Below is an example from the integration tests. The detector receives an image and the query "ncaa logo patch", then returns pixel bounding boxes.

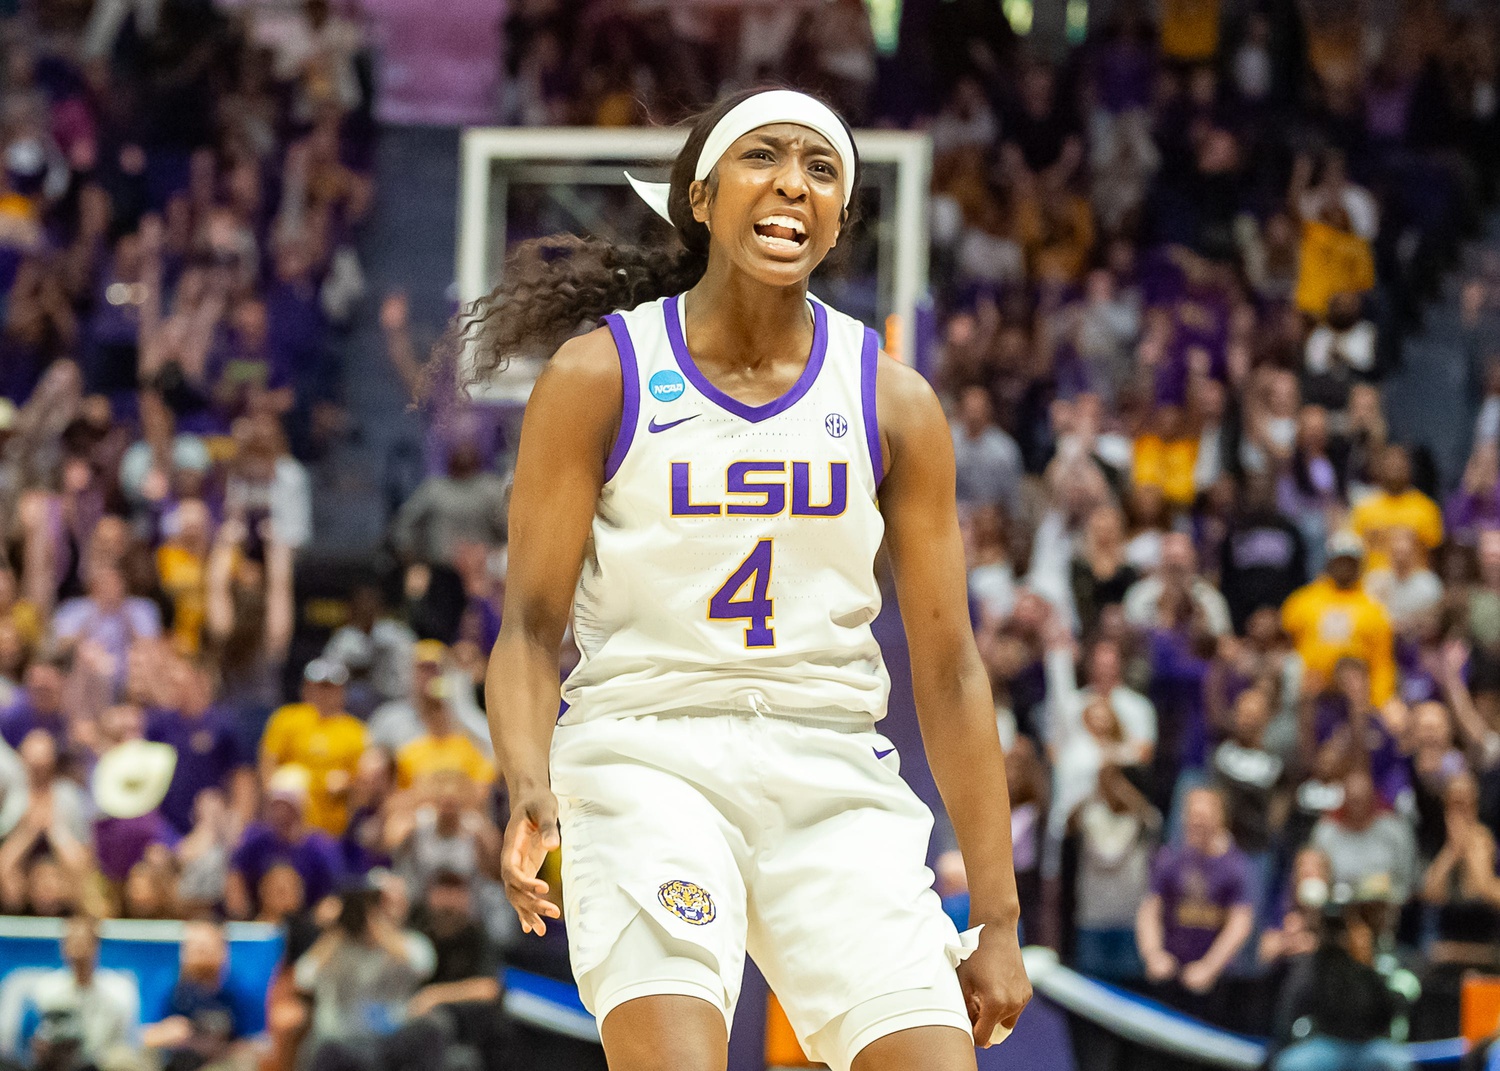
[825,413,848,438]
[649,370,686,403]
[658,879,716,925]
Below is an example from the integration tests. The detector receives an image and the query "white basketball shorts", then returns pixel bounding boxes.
[550,711,981,1071]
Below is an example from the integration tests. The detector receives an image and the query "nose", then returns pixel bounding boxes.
[774,157,809,202]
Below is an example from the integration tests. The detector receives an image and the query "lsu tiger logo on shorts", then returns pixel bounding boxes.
[657,879,716,925]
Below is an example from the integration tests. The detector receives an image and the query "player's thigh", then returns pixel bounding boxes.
[599,993,729,1071]
[745,728,972,1064]
[552,719,751,1022]
[850,1025,978,1071]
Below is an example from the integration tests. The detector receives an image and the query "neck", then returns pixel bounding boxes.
[685,261,812,369]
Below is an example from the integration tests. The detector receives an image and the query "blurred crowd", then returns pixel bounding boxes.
[1,1,1500,1071]
[0,3,516,1071]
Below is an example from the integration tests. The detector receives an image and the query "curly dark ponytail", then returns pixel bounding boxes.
[454,86,860,395]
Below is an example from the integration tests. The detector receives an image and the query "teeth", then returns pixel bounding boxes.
[756,233,801,250]
[755,214,806,235]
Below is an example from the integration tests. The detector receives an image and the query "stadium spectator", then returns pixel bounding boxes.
[1446,443,1500,547]
[1209,684,1289,857]
[0,762,91,917]
[406,869,503,1021]
[366,642,478,753]
[1271,904,1412,1071]
[1123,532,1233,637]
[20,917,137,1063]
[393,679,495,792]
[321,583,417,718]
[966,505,1019,627]
[951,385,1024,520]
[1135,787,1254,1021]
[1363,527,1444,637]
[1350,445,1444,571]
[260,661,366,836]
[1069,764,1159,981]
[1043,622,1158,849]
[0,659,68,750]
[1259,847,1333,968]
[1218,477,1308,633]
[147,658,255,836]
[1070,505,1139,637]
[204,513,295,744]
[141,921,244,1071]
[293,880,437,1071]
[1414,772,1500,1039]
[389,442,509,569]
[1281,534,1397,703]
[384,769,501,904]
[1311,768,1418,904]
[226,766,344,920]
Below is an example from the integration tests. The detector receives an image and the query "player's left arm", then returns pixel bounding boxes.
[876,355,1032,1042]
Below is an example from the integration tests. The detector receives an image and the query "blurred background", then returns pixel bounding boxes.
[0,0,1498,1070]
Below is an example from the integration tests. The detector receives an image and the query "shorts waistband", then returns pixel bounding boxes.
[648,704,876,734]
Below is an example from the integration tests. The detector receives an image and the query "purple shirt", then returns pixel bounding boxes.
[52,597,162,673]
[95,811,179,882]
[1446,486,1500,547]
[1091,38,1155,114]
[1148,627,1211,768]
[231,822,344,907]
[0,696,68,749]
[146,707,250,834]
[1313,697,1412,806]
[1150,843,1252,965]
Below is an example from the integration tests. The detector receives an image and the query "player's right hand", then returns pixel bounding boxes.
[502,790,563,936]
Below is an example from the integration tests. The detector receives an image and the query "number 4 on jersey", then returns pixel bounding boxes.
[709,539,774,648]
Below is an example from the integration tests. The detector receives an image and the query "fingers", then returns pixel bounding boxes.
[971,1001,1002,1048]
[502,796,563,936]
[505,879,561,935]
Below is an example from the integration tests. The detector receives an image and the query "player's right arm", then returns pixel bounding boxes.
[486,326,621,936]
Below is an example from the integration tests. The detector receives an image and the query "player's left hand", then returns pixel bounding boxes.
[957,923,1031,1047]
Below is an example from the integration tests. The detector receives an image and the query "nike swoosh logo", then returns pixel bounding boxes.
[648,415,699,434]
[874,747,896,759]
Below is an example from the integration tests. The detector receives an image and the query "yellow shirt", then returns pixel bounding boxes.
[260,704,367,834]
[1160,0,1221,60]
[6,601,43,652]
[156,544,207,655]
[1280,577,1395,703]
[396,733,495,790]
[1349,490,1443,571]
[1295,219,1375,317]
[1133,435,1201,507]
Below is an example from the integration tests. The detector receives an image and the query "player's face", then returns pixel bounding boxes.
[692,123,845,287]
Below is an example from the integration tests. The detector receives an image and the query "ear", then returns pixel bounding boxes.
[689,179,712,228]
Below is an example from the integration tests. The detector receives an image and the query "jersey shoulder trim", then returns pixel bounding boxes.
[859,326,884,485]
[600,313,640,481]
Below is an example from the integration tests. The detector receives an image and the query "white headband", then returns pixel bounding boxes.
[625,90,857,225]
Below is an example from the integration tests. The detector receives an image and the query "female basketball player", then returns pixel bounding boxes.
[477,88,1031,1071]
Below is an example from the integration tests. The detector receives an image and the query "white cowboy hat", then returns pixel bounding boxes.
[92,741,177,820]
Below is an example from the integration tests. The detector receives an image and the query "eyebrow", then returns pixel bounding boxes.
[742,131,840,163]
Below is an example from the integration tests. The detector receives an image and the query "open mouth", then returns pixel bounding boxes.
[752,214,807,252]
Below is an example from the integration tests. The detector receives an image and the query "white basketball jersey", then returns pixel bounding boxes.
[561,292,890,726]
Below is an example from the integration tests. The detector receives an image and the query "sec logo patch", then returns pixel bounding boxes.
[658,879,716,925]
